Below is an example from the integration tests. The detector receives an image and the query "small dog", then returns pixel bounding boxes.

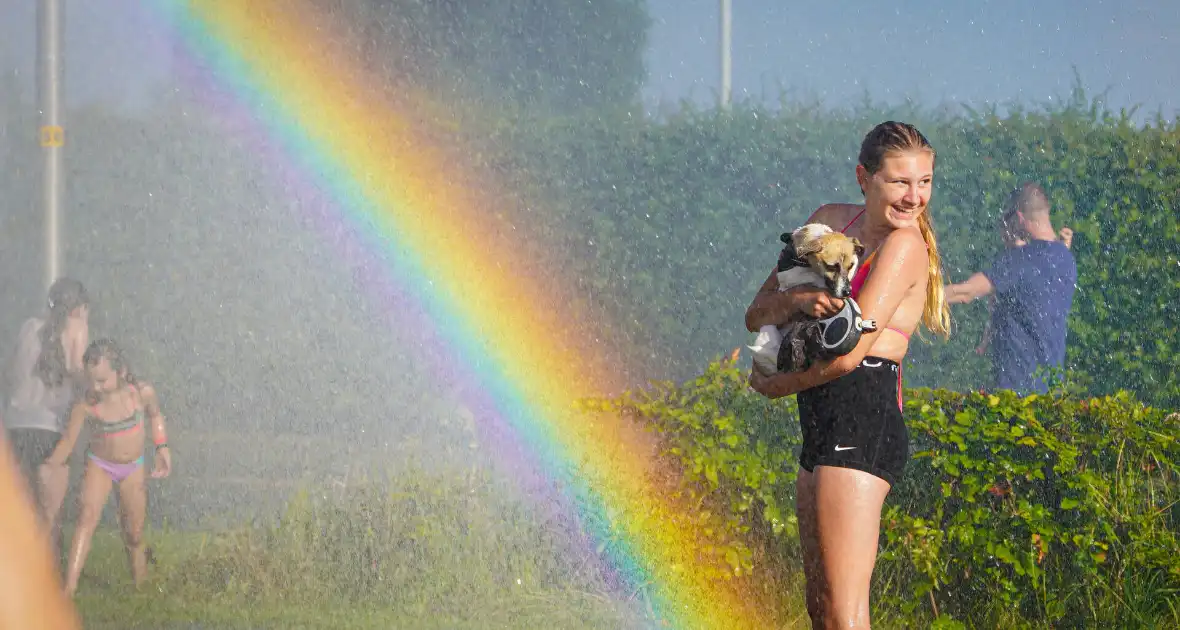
[749,224,877,375]
[773,223,864,298]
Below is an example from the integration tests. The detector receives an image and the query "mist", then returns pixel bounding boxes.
[1,1,1178,628]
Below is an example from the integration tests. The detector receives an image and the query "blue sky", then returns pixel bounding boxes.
[642,0,1180,117]
[2,0,1178,118]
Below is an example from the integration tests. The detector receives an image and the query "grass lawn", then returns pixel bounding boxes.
[70,482,648,630]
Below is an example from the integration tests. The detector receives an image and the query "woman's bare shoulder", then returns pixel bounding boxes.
[806,203,864,230]
[882,226,927,250]
[879,226,930,277]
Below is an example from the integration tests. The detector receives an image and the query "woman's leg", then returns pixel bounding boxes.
[63,459,113,596]
[114,464,148,586]
[795,468,825,629]
[813,465,891,628]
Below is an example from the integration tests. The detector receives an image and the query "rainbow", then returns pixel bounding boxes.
[157,1,778,627]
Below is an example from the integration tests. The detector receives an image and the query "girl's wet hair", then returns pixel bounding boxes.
[35,278,89,388]
[857,121,937,175]
[83,339,137,402]
[858,121,951,338]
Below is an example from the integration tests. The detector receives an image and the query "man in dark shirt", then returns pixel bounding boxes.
[945,182,1078,394]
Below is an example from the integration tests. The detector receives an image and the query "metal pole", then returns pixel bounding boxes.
[37,0,64,291]
[719,0,732,110]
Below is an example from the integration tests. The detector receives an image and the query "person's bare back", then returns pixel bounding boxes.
[62,315,89,380]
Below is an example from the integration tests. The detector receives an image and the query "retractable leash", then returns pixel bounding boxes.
[775,231,877,356]
[816,297,877,357]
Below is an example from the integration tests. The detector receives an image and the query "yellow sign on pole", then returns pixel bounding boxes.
[40,125,64,147]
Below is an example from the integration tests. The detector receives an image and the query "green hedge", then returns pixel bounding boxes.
[580,358,1180,627]
[480,86,1180,408]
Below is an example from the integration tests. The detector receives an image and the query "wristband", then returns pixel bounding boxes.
[155,442,169,451]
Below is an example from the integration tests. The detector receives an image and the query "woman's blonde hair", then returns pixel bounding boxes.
[857,121,951,338]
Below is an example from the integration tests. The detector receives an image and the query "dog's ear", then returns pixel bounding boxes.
[793,234,823,256]
[850,237,866,258]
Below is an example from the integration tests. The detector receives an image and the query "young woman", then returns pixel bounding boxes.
[44,339,172,596]
[3,278,90,536]
[745,121,951,628]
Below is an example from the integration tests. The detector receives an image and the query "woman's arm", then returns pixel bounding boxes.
[44,402,86,466]
[745,273,846,331]
[749,228,928,399]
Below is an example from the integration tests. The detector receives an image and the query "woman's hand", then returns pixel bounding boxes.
[151,447,172,479]
[788,287,845,318]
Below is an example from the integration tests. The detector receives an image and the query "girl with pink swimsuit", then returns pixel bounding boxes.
[44,339,172,596]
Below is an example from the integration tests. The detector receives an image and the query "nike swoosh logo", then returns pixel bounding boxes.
[834,445,856,451]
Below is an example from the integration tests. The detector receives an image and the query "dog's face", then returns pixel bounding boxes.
[793,230,865,298]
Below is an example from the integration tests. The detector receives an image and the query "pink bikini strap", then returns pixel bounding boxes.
[886,326,911,341]
[840,209,866,233]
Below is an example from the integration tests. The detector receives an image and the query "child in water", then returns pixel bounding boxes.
[44,339,172,596]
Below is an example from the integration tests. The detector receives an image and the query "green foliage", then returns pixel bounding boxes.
[581,356,1180,627]
[482,85,1180,408]
[883,387,1180,627]
[577,356,800,581]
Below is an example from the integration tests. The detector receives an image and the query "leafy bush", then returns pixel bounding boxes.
[580,355,1180,628]
[884,386,1180,627]
[577,355,800,577]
